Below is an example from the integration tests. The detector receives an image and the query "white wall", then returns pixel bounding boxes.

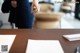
[0,13,9,23]
[0,0,9,23]
[0,0,3,12]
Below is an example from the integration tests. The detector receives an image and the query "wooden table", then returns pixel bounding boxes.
[0,29,80,53]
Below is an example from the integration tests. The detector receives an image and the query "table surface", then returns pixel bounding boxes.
[0,29,80,53]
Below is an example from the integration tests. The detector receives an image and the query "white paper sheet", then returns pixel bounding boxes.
[26,39,64,53]
[0,35,16,53]
[63,34,80,41]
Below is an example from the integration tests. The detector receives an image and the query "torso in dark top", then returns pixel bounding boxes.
[15,0,34,28]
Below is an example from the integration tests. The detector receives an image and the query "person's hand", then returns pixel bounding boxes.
[11,1,17,8]
[31,1,39,14]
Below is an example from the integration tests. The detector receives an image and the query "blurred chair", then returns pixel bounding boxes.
[61,2,73,13]
[39,1,54,12]
[34,2,64,29]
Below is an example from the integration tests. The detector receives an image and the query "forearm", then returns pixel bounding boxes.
[32,0,39,13]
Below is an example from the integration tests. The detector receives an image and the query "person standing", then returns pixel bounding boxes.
[1,0,39,29]
[1,0,17,29]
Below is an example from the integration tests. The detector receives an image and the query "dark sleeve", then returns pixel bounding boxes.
[1,0,11,13]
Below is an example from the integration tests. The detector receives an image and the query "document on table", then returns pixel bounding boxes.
[26,39,64,53]
[63,34,80,41]
[0,35,16,53]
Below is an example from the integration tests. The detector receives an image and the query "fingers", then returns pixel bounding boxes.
[32,7,38,13]
[31,2,39,14]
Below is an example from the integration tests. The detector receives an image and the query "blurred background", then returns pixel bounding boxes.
[0,0,80,29]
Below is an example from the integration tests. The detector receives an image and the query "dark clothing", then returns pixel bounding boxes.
[9,8,17,23]
[75,0,80,19]
[2,0,34,28]
[1,0,17,23]
[16,0,34,28]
